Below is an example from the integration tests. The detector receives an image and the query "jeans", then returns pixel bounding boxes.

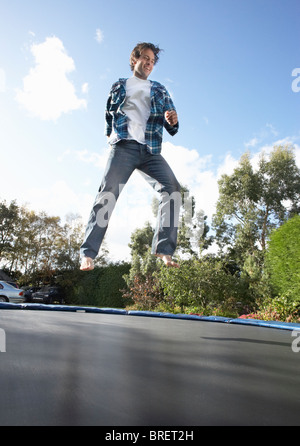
[80,140,181,259]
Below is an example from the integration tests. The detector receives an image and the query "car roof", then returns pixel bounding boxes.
[0,281,14,287]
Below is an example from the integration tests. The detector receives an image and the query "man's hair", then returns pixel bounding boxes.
[130,42,162,71]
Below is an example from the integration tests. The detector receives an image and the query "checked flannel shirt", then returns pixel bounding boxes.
[105,78,179,155]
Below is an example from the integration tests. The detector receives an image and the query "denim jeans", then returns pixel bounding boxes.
[80,140,181,259]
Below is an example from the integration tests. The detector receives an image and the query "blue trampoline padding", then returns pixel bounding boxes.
[229,317,300,331]
[1,302,300,331]
[0,302,127,315]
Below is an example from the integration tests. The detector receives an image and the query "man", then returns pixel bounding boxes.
[80,42,181,271]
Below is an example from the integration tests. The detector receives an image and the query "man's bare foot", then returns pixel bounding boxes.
[80,257,94,271]
[155,254,180,268]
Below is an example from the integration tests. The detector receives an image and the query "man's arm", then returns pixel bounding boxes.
[163,89,179,136]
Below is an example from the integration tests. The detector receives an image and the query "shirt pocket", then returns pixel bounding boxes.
[152,90,165,114]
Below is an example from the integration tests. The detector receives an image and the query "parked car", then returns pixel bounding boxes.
[24,287,41,303]
[28,285,65,305]
[0,281,25,303]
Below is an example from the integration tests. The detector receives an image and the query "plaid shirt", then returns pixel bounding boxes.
[105,78,179,155]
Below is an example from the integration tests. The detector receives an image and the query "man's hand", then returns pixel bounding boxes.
[165,110,178,127]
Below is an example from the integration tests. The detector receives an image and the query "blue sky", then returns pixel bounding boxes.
[0,0,299,261]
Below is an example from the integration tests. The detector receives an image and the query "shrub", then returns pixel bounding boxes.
[157,257,249,314]
[265,215,300,302]
[122,274,165,311]
[72,263,130,308]
[240,295,300,323]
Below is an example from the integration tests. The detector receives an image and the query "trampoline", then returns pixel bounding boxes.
[1,303,300,427]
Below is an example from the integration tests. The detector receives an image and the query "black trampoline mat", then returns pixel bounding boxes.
[0,310,299,426]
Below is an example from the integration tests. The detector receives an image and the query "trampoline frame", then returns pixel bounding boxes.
[1,301,300,427]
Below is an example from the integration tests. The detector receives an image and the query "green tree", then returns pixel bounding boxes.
[0,199,89,285]
[265,215,300,302]
[213,145,300,267]
[124,221,156,286]
[176,186,213,257]
[55,213,87,270]
[0,199,20,263]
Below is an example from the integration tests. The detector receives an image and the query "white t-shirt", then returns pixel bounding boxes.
[122,76,151,144]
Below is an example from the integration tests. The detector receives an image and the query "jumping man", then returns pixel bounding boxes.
[80,42,181,270]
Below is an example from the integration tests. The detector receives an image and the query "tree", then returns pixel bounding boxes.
[176,186,213,258]
[265,215,300,302]
[0,199,20,262]
[0,199,89,284]
[56,213,86,270]
[124,221,156,286]
[213,145,300,267]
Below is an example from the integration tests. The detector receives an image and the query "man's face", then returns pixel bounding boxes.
[133,48,155,80]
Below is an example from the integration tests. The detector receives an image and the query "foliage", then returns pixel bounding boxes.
[71,263,131,308]
[122,274,164,311]
[212,145,300,312]
[265,215,300,302]
[124,222,157,286]
[0,199,19,260]
[213,145,300,264]
[157,257,252,314]
[240,295,300,323]
[0,199,94,285]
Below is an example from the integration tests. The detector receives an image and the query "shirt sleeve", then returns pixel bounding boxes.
[105,89,113,137]
[163,89,179,136]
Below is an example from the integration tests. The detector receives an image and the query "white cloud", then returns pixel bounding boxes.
[0,68,6,92]
[162,142,218,218]
[76,148,109,169]
[82,82,89,94]
[244,137,259,148]
[266,123,279,137]
[15,36,87,121]
[163,141,212,184]
[216,153,239,177]
[294,143,300,166]
[95,28,104,44]
[57,149,71,163]
[244,123,280,149]
[24,180,94,223]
